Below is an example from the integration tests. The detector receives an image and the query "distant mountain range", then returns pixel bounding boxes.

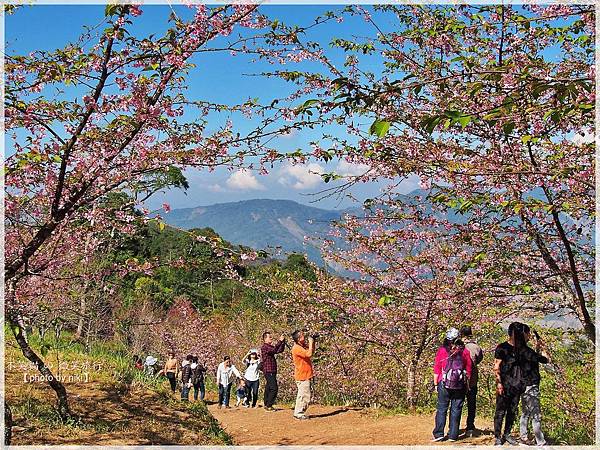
[162,189,475,268]
[163,194,584,330]
[163,198,360,265]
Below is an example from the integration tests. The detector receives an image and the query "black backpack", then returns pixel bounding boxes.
[503,349,525,396]
[191,365,204,384]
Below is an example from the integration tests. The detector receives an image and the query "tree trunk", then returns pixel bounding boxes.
[10,318,73,422]
[4,402,12,445]
[406,360,418,409]
[75,293,86,339]
[525,144,595,343]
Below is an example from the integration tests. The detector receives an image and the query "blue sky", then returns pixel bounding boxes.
[5,4,418,210]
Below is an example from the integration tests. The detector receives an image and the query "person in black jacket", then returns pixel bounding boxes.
[493,322,527,446]
[519,324,550,446]
[190,355,207,401]
[180,354,193,401]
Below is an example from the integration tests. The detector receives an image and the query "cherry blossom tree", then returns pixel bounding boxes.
[4,3,283,419]
[270,4,595,341]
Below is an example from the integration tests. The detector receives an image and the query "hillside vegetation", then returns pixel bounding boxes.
[5,328,231,445]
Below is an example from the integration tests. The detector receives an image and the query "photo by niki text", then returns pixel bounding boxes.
[6,358,104,383]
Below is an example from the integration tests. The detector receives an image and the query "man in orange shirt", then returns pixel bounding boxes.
[291,329,315,420]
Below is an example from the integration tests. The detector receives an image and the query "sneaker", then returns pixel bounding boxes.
[535,442,547,447]
[294,414,309,420]
[431,436,446,442]
[264,406,275,411]
[494,438,504,446]
[520,437,533,446]
[504,435,519,446]
[448,438,457,442]
[466,429,476,438]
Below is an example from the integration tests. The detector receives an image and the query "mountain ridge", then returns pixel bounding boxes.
[163,198,354,265]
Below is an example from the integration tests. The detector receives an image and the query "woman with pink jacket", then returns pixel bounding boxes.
[432,328,472,442]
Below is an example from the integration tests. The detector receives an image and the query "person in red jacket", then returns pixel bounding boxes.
[432,328,472,442]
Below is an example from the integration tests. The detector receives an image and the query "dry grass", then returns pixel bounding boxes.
[5,333,231,445]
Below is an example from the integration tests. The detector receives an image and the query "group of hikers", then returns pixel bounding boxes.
[134,329,317,420]
[433,323,550,446]
[134,323,549,444]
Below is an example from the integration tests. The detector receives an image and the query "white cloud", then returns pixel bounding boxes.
[225,169,266,191]
[336,160,371,177]
[207,183,226,192]
[573,130,594,145]
[278,162,324,190]
[279,128,298,139]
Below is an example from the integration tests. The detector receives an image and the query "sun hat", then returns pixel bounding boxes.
[145,355,157,366]
[445,328,459,341]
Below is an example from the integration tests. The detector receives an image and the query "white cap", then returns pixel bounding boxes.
[445,328,459,341]
[145,355,157,366]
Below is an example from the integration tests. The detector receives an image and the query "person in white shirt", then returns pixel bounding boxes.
[243,349,261,407]
[216,356,241,408]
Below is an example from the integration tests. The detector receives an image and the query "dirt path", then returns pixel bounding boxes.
[208,402,496,445]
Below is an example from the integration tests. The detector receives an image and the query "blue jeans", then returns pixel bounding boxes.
[181,383,190,401]
[433,383,465,440]
[218,383,232,406]
[193,382,205,401]
[245,379,259,407]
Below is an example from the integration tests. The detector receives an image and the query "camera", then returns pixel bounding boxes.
[301,329,319,340]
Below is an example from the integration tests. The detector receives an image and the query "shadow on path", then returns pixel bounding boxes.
[309,407,359,419]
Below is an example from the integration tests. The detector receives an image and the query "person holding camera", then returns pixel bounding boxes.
[519,324,550,446]
[261,331,286,411]
[291,329,315,420]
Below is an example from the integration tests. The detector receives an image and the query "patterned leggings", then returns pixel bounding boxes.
[520,385,546,445]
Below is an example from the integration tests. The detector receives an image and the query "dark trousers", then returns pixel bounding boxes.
[466,384,478,430]
[264,373,278,407]
[193,382,205,401]
[218,383,232,406]
[433,383,465,440]
[166,371,176,393]
[494,392,521,438]
[245,379,259,407]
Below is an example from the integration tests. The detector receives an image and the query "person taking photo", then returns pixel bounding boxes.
[291,330,315,420]
[260,331,286,411]
[519,324,550,446]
